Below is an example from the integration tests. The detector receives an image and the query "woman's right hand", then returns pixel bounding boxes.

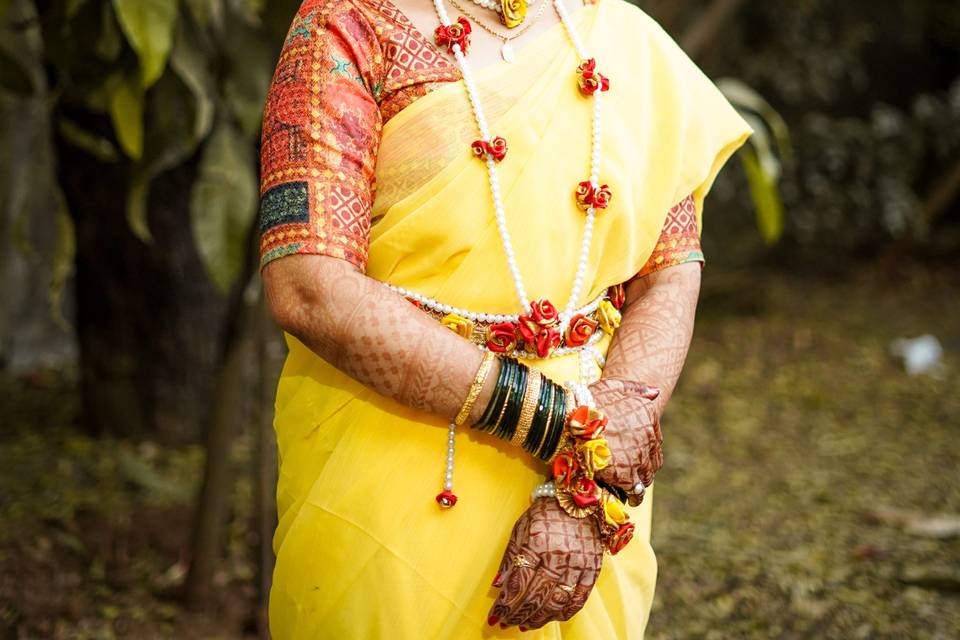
[589,377,664,506]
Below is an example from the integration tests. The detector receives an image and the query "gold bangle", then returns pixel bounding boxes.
[455,351,496,426]
[547,386,576,464]
[510,370,543,447]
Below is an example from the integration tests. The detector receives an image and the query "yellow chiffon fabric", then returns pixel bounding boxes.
[269,2,751,638]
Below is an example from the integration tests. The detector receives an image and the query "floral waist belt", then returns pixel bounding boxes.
[386,283,625,359]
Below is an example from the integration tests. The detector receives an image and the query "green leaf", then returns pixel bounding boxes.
[126,167,153,243]
[108,73,144,159]
[740,146,785,245]
[95,1,123,62]
[65,0,90,19]
[57,116,120,162]
[112,0,179,88]
[190,123,257,291]
[169,24,215,142]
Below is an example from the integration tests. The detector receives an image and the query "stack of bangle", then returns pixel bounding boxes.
[471,357,570,462]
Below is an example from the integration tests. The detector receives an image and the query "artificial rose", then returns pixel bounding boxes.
[435,490,458,508]
[597,299,622,335]
[435,17,472,54]
[500,0,527,28]
[602,493,629,527]
[592,184,612,209]
[486,322,518,353]
[576,58,610,95]
[471,136,508,162]
[488,136,508,161]
[552,451,580,490]
[578,437,612,474]
[517,299,560,347]
[608,522,635,555]
[571,477,600,508]
[608,283,625,309]
[533,327,561,358]
[567,405,608,440]
[441,313,474,339]
[565,313,598,347]
[575,180,594,210]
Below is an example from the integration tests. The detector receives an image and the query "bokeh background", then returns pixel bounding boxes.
[1,0,958,638]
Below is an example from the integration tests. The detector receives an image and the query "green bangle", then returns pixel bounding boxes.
[498,363,528,442]
[539,385,568,461]
[476,357,511,431]
[490,358,519,436]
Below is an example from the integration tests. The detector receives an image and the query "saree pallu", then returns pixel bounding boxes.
[269,2,751,638]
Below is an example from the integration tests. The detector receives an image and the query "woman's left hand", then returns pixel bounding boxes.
[589,377,664,506]
[487,497,604,630]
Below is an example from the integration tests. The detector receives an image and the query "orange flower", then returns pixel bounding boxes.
[567,405,608,440]
[608,283,625,309]
[608,522,635,555]
[571,477,600,508]
[576,58,610,95]
[532,327,561,358]
[565,314,598,347]
[552,451,580,490]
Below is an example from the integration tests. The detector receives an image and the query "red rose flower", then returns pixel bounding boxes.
[592,184,612,209]
[574,181,613,211]
[572,477,599,508]
[608,283,625,309]
[576,58,610,95]
[565,314,598,347]
[552,451,580,490]
[471,136,508,162]
[533,327,561,358]
[435,17,472,54]
[486,322,518,353]
[608,522,635,555]
[435,490,458,508]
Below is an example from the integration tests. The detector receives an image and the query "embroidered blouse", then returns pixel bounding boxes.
[258,0,704,277]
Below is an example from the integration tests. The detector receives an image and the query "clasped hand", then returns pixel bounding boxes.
[488,377,664,630]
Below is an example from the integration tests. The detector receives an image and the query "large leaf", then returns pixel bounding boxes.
[108,73,144,160]
[740,146,785,245]
[190,123,257,291]
[112,0,179,88]
[169,22,215,142]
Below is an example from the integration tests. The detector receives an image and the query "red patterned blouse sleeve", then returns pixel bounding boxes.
[634,194,705,278]
[258,2,383,272]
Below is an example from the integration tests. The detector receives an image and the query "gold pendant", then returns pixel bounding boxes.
[501,42,516,63]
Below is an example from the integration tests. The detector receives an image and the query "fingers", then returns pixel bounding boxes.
[557,554,602,622]
[518,567,584,630]
[488,545,540,627]
[501,570,560,627]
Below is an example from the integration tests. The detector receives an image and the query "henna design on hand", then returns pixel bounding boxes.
[488,498,604,630]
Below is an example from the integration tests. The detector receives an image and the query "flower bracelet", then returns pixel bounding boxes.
[550,401,635,555]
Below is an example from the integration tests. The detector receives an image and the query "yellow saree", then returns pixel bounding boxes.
[268,1,751,638]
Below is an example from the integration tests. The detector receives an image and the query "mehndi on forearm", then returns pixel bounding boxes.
[263,255,495,424]
[602,262,702,417]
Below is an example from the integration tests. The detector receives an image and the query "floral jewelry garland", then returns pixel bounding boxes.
[550,382,635,554]
[432,0,617,509]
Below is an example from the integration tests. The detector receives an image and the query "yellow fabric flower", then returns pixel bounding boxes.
[602,493,629,527]
[441,313,474,339]
[597,300,622,335]
[578,437,612,474]
[501,0,528,28]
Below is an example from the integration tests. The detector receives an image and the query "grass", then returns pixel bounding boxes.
[1,263,958,638]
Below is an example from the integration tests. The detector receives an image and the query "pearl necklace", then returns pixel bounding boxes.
[432,0,604,334]
[432,0,609,509]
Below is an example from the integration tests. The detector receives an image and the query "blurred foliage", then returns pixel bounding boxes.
[695,0,960,266]
[0,0,297,293]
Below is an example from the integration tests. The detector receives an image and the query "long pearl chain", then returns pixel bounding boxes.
[431,0,604,334]
[433,0,605,508]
